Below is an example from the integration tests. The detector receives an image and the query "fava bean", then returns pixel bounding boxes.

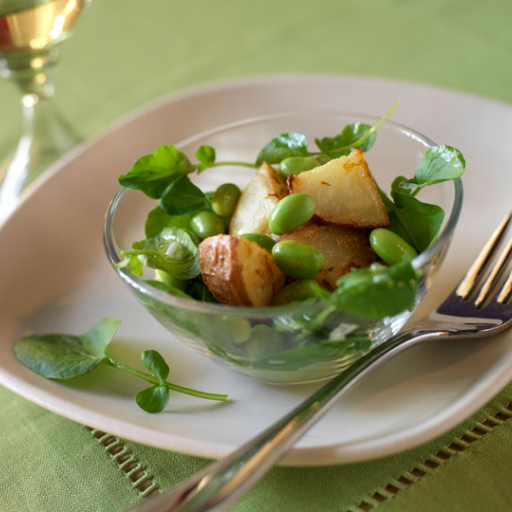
[216,315,252,344]
[212,183,241,217]
[272,240,324,279]
[240,233,276,252]
[273,279,322,305]
[154,269,188,291]
[190,210,225,239]
[278,156,321,178]
[369,228,418,265]
[269,193,315,235]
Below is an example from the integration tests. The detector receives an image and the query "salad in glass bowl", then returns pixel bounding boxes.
[103,110,464,384]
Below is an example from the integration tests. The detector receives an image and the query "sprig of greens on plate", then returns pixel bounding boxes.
[14,319,228,413]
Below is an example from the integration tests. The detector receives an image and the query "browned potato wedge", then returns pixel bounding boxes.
[229,162,288,237]
[280,224,376,290]
[198,234,285,306]
[287,149,389,228]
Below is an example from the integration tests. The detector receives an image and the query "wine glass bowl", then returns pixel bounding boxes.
[0,0,90,219]
[103,111,463,385]
[0,0,87,73]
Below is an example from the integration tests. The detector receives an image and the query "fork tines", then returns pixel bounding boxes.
[498,255,512,304]
[456,212,512,305]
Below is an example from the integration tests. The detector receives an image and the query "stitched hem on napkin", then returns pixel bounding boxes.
[348,401,512,511]
[88,427,160,497]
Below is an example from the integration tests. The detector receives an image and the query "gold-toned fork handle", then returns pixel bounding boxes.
[127,326,444,512]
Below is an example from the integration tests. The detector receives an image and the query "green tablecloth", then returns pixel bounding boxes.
[2,0,512,510]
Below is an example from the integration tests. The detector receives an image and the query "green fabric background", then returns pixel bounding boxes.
[1,0,512,511]
[2,381,512,512]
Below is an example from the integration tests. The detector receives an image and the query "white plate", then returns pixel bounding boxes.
[1,75,512,466]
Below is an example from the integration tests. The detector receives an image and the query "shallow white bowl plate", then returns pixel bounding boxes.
[1,75,511,466]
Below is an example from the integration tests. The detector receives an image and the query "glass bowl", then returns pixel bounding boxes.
[103,111,463,384]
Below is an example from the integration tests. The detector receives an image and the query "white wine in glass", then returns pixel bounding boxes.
[0,0,90,219]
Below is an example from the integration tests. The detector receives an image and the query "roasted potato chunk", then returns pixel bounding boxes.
[198,235,285,306]
[229,162,288,237]
[287,149,389,228]
[280,224,377,290]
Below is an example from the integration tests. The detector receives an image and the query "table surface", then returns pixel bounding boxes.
[1,1,512,511]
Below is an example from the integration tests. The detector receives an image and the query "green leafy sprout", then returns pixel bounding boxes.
[14,319,228,414]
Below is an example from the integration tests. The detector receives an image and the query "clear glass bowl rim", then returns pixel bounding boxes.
[103,110,464,317]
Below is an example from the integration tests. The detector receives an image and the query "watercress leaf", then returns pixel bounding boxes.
[14,318,121,379]
[136,385,169,413]
[130,226,200,279]
[389,200,444,252]
[187,277,218,303]
[141,349,169,383]
[144,207,195,238]
[314,135,350,157]
[413,145,465,186]
[195,145,216,164]
[143,279,193,299]
[128,256,144,275]
[315,123,376,157]
[387,178,445,252]
[255,132,309,165]
[159,175,210,216]
[377,184,396,211]
[343,122,377,152]
[118,146,195,199]
[330,262,419,318]
[145,206,172,238]
[398,145,466,193]
[115,254,143,276]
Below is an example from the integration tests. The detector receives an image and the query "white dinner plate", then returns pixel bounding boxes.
[1,75,512,466]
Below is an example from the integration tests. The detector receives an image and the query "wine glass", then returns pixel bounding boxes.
[0,0,90,220]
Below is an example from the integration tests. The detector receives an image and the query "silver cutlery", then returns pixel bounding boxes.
[129,212,512,512]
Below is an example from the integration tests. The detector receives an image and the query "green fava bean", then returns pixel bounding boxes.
[240,233,276,252]
[154,269,189,291]
[273,279,322,305]
[272,240,324,279]
[278,157,320,178]
[216,315,252,345]
[369,228,418,265]
[190,210,225,239]
[212,183,241,217]
[269,194,316,236]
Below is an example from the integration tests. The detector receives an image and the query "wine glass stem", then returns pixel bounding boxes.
[0,49,81,218]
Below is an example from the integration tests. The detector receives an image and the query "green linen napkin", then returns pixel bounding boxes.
[1,380,512,512]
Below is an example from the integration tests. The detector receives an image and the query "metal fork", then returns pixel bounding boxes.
[130,212,512,512]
